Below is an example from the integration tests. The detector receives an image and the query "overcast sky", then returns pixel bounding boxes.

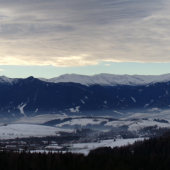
[1,0,170,77]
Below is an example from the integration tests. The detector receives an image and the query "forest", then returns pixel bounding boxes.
[1,132,170,170]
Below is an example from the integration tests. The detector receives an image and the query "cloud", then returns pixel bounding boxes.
[0,69,4,71]
[0,0,170,66]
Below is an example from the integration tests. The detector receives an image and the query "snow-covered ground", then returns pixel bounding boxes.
[128,119,170,131]
[0,124,73,139]
[13,113,170,132]
[56,118,107,127]
[31,138,146,155]
[105,119,170,131]
[71,138,145,155]
[125,110,170,120]
[105,120,133,127]
[14,114,68,124]
[53,116,170,131]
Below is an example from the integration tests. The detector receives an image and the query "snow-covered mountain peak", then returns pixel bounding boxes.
[38,73,170,86]
[2,73,170,86]
[0,76,18,85]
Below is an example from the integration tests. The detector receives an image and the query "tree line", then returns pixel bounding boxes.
[1,135,170,169]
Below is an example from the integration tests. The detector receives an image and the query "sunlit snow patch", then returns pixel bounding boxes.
[0,124,73,139]
[113,110,124,115]
[17,103,27,116]
[69,106,80,113]
[81,100,85,104]
[131,97,136,103]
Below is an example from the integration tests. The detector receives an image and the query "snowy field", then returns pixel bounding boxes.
[14,114,69,124]
[125,111,170,120]
[56,118,106,127]
[12,110,170,133]
[71,138,146,155]
[128,119,170,131]
[30,138,146,155]
[54,117,170,131]
[0,124,73,139]
[104,119,170,131]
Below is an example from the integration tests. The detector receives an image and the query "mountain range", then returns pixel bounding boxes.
[1,73,170,118]
[2,73,170,86]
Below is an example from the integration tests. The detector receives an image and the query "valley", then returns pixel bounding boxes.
[0,113,170,154]
[1,74,170,154]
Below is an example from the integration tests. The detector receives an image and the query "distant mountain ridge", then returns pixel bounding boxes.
[0,75,170,119]
[37,73,170,86]
[0,76,18,85]
[2,73,170,86]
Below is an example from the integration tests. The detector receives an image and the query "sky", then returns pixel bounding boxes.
[1,0,170,78]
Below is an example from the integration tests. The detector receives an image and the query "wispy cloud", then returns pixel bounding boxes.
[0,69,4,71]
[0,0,169,66]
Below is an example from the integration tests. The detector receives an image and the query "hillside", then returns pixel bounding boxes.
[0,75,170,118]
